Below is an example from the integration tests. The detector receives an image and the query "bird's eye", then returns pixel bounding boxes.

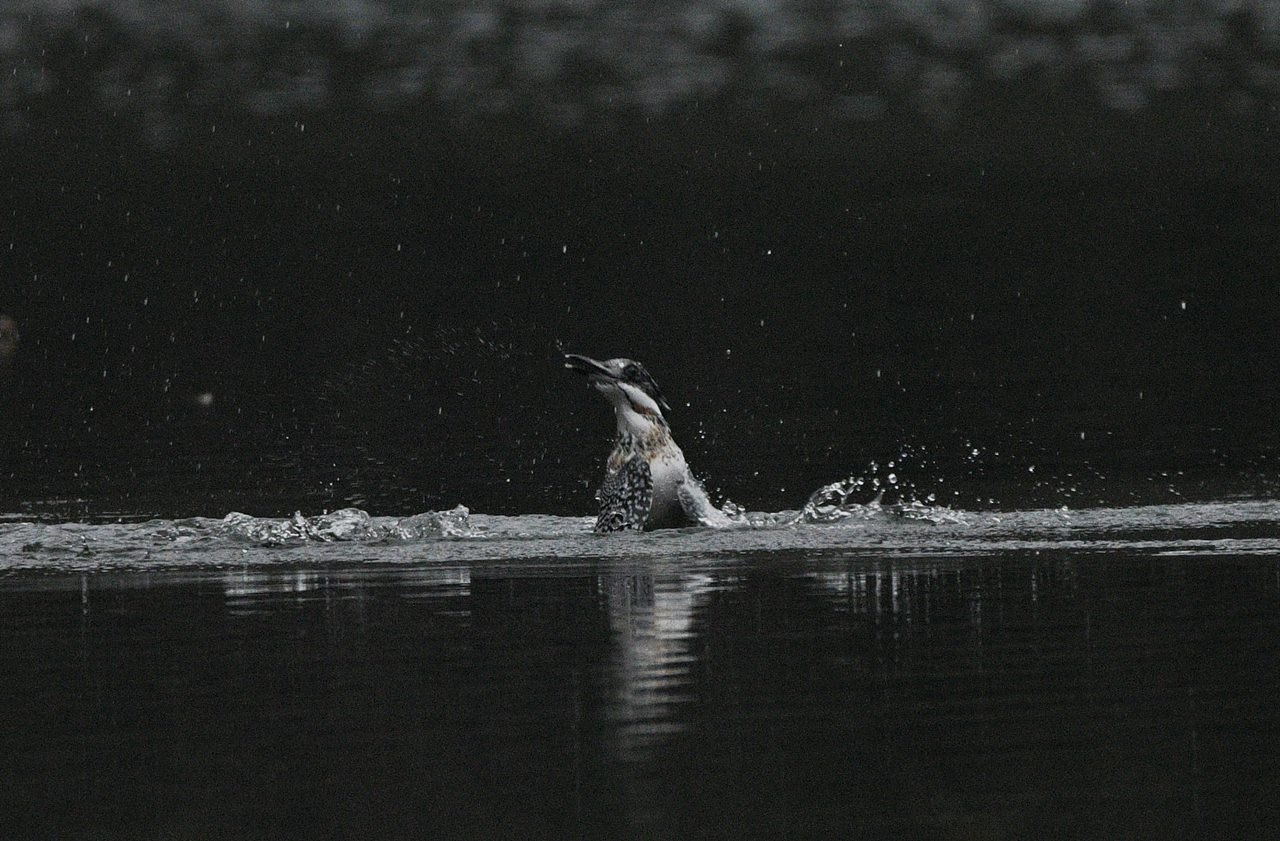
[622,364,641,381]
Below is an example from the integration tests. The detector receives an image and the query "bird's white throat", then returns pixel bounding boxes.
[597,380,668,439]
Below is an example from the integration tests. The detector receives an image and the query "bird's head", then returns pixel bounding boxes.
[564,353,672,434]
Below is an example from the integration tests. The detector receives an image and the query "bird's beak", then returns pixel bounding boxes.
[563,354,615,381]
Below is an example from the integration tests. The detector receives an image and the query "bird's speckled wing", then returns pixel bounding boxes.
[595,456,652,533]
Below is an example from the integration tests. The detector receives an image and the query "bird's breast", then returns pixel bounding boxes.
[646,446,689,527]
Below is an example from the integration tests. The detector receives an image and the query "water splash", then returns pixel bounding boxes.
[798,477,966,526]
[3,499,1280,573]
[800,478,882,523]
[222,505,474,546]
[677,476,736,529]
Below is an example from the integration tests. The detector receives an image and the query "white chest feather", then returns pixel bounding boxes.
[647,445,689,526]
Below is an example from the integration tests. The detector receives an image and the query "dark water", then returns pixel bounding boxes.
[3,502,1280,839]
[3,531,1280,838]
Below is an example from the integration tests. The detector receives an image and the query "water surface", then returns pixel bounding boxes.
[4,500,1278,839]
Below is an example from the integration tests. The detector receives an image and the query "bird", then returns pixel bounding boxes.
[564,353,714,532]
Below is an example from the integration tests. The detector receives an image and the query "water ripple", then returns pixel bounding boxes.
[3,498,1280,573]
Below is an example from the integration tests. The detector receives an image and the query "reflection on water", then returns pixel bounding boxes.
[9,546,1277,838]
[220,566,473,613]
[600,568,715,759]
[597,559,1096,770]
[807,558,1085,626]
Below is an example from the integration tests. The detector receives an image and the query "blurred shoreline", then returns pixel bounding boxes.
[2,1,1277,147]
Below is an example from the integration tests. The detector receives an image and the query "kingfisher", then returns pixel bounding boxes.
[564,353,713,532]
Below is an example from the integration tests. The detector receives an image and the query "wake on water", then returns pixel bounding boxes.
[3,474,1280,573]
[214,476,966,546]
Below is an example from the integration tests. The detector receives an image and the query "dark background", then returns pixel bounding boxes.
[1,1,1277,518]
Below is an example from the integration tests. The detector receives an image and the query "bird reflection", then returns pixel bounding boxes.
[598,563,715,761]
[594,556,1088,760]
